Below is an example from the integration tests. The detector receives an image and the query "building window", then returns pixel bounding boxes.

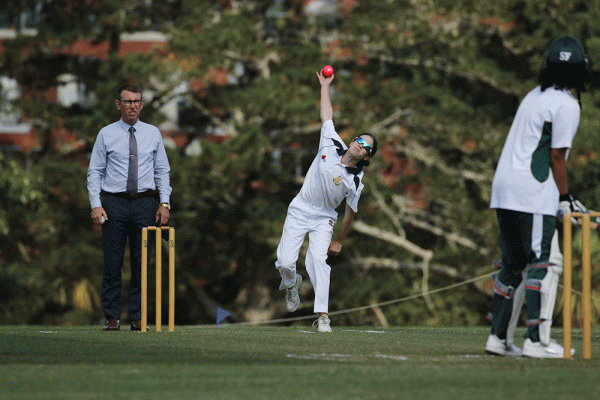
[0,76,21,124]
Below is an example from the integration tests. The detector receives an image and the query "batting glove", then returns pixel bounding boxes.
[557,193,586,224]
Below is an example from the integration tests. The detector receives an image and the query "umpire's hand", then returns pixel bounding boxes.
[156,205,170,226]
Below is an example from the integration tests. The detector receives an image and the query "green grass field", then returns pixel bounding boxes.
[1,324,599,399]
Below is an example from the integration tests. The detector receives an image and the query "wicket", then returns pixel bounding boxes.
[562,211,600,359]
[141,226,175,332]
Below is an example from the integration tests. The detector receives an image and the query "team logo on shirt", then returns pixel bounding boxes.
[333,176,342,185]
[322,155,326,162]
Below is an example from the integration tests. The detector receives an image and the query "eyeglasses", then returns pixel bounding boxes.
[354,137,372,155]
[120,99,142,106]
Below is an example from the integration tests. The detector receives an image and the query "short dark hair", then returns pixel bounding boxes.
[356,132,377,168]
[118,84,142,100]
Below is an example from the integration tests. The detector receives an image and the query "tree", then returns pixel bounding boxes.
[1,0,600,327]
[163,0,600,326]
[0,0,184,324]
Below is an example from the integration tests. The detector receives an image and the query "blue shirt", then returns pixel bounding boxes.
[87,119,172,209]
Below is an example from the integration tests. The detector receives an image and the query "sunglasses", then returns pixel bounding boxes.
[354,137,372,155]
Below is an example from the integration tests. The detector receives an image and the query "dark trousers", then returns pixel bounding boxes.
[101,194,156,321]
[496,209,555,272]
[492,209,556,340]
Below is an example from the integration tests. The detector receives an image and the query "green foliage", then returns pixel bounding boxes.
[2,0,600,327]
[0,153,101,324]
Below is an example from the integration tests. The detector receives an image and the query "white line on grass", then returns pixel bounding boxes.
[286,353,410,362]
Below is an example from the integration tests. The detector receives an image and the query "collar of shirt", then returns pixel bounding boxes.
[334,144,363,175]
[118,119,140,132]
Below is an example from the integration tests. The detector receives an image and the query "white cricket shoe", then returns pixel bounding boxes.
[285,274,302,312]
[522,338,574,358]
[313,315,332,333]
[485,334,522,356]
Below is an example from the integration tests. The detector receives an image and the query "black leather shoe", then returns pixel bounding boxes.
[103,318,120,331]
[130,319,148,331]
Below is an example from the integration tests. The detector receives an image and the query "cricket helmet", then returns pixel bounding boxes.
[543,36,588,91]
[545,36,588,67]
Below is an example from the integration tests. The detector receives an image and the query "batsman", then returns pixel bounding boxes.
[486,36,589,358]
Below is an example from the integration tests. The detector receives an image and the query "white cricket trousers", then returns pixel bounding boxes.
[275,195,337,314]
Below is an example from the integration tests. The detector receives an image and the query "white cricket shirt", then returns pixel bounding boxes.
[298,120,364,213]
[490,85,580,215]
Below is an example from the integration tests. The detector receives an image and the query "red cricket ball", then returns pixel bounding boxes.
[322,65,334,78]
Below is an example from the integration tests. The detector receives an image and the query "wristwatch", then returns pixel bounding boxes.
[160,203,171,210]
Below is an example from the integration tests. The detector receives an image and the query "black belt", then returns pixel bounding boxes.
[102,190,157,200]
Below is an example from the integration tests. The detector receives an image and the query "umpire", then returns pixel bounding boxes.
[87,84,172,331]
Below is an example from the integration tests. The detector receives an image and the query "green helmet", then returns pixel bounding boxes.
[545,36,588,67]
